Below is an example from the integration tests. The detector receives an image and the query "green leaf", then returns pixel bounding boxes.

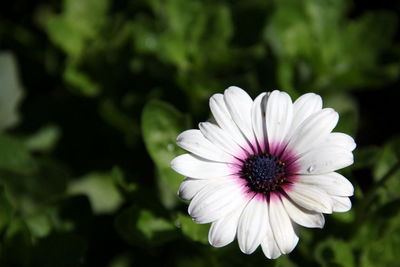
[141,100,190,208]
[142,100,189,169]
[264,0,399,92]
[356,209,400,266]
[42,0,110,96]
[67,170,123,214]
[0,52,24,131]
[24,213,52,239]
[176,213,209,244]
[0,134,36,175]
[373,136,400,181]
[156,169,179,209]
[112,166,137,194]
[360,230,400,267]
[63,60,101,96]
[98,99,139,145]
[133,0,233,72]
[137,210,175,240]
[372,136,400,204]
[131,0,237,108]
[114,206,177,247]
[43,0,109,57]
[24,124,61,153]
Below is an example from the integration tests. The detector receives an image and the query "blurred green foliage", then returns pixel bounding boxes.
[266,0,399,95]
[0,0,400,266]
[141,100,190,208]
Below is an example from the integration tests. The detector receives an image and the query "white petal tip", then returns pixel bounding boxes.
[170,158,177,169]
[280,236,299,255]
[226,85,243,91]
[177,187,186,199]
[239,247,257,255]
[209,240,227,248]
[324,209,333,214]
[264,251,282,259]
[315,219,325,229]
[269,255,281,260]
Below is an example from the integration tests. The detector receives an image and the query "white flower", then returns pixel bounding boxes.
[171,87,355,259]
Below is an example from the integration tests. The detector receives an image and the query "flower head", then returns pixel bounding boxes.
[171,87,355,259]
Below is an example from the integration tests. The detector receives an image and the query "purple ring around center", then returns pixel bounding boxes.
[229,140,300,203]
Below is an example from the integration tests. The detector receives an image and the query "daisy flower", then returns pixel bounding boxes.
[171,87,355,259]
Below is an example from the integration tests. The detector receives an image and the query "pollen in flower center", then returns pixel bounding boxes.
[240,152,288,194]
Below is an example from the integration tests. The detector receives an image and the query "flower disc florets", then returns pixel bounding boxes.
[240,153,288,195]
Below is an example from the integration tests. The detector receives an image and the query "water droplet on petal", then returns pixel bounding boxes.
[307,166,314,173]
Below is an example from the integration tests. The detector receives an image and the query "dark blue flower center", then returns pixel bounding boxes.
[240,152,288,194]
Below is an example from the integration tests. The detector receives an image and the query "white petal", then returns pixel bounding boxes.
[176,129,234,162]
[297,172,354,197]
[281,196,325,228]
[251,92,268,149]
[171,154,233,179]
[323,132,356,151]
[295,145,354,174]
[208,205,244,248]
[269,197,299,254]
[178,178,212,200]
[261,224,281,259]
[237,196,268,254]
[224,86,256,145]
[188,177,245,224]
[331,196,352,212]
[265,90,293,153]
[287,108,338,155]
[199,122,243,156]
[285,183,333,213]
[209,93,249,148]
[290,93,323,133]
